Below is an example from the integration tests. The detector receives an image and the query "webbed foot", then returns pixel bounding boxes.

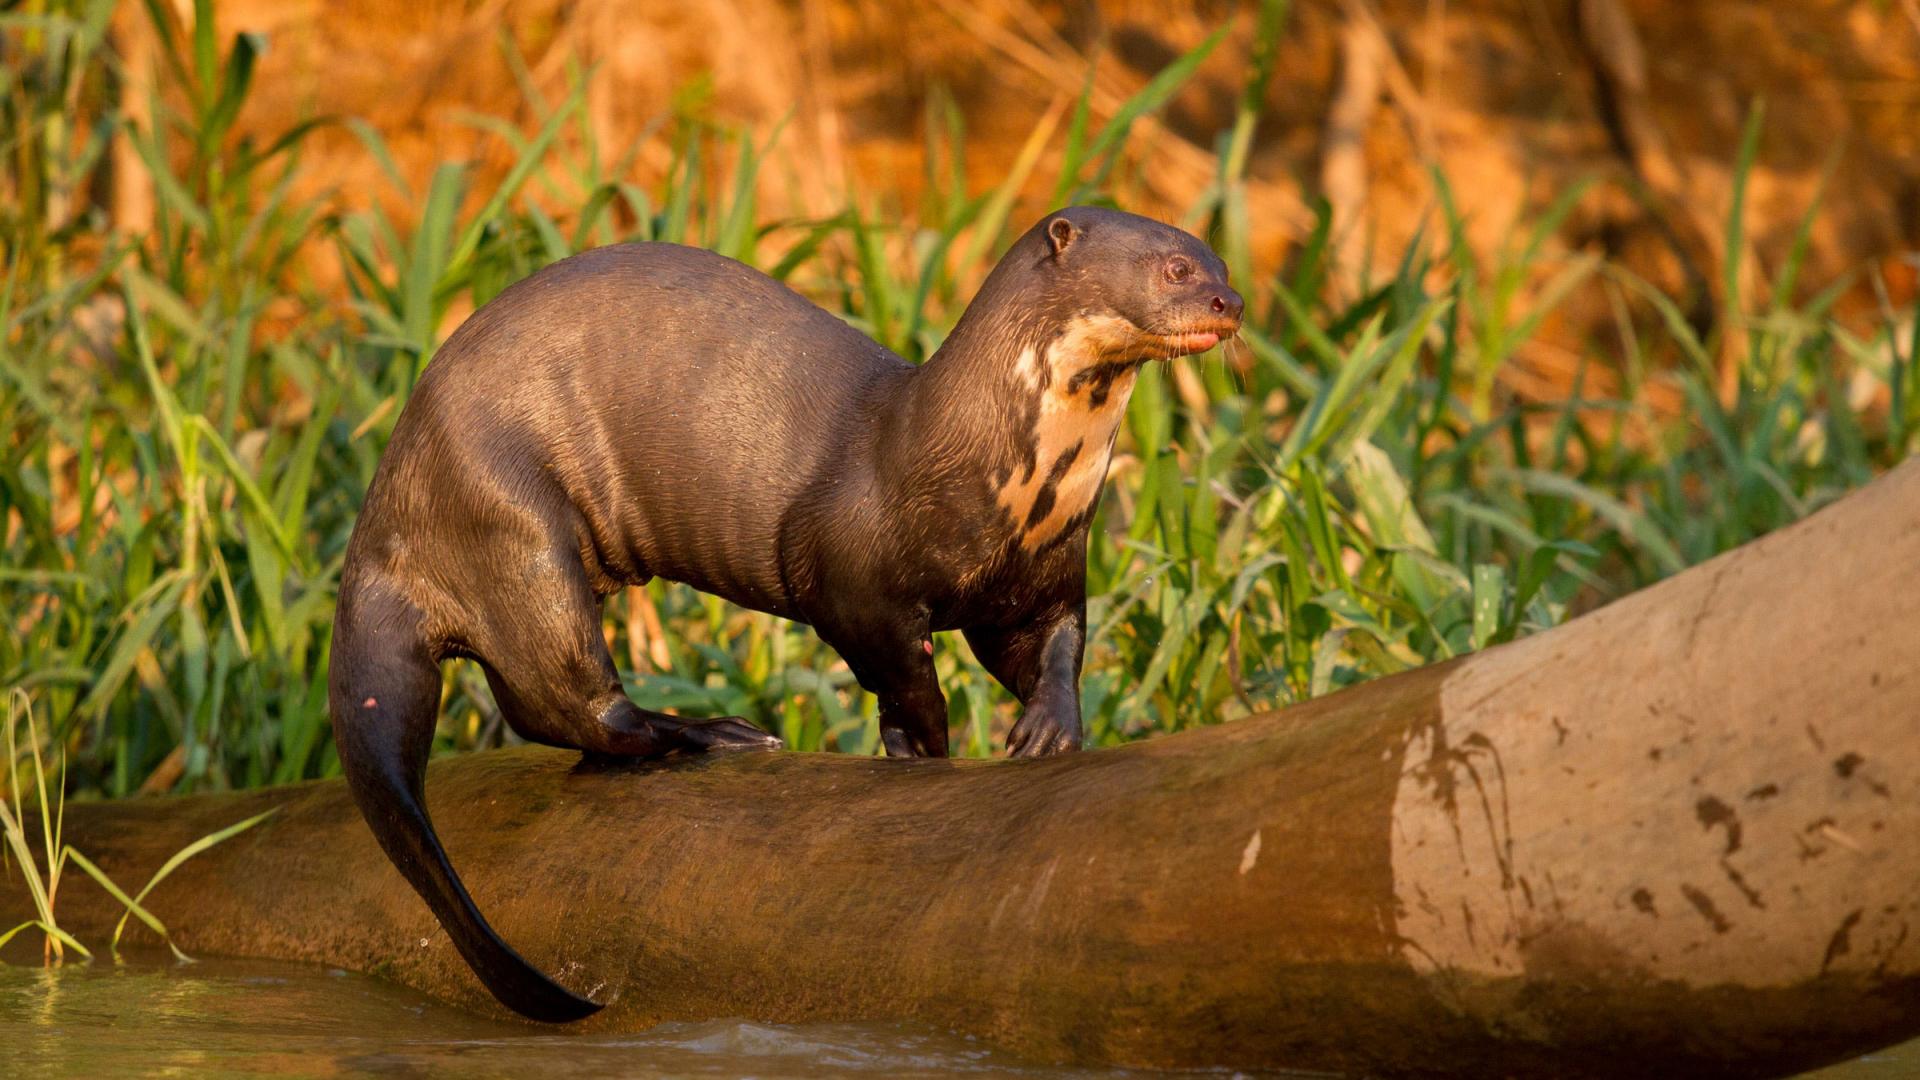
[1006,696,1082,757]
[667,716,785,753]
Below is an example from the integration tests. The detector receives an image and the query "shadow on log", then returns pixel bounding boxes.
[8,461,1919,1078]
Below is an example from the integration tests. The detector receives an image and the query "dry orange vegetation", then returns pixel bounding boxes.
[120,1,1920,344]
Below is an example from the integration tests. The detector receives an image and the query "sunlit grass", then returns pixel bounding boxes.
[1,688,273,962]
[2,0,1914,795]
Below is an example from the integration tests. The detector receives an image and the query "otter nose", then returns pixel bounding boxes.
[1210,288,1244,326]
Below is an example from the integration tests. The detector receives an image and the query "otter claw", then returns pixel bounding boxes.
[678,717,785,753]
[1006,704,1082,758]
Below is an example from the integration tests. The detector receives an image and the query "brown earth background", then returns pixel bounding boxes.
[111,0,1920,390]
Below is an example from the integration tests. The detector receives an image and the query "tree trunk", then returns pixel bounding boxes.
[8,461,1919,1078]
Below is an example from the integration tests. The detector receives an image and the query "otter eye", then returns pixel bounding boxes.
[1165,258,1193,284]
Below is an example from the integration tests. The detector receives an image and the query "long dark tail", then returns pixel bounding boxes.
[329,584,601,1023]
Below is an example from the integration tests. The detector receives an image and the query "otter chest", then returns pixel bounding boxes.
[994,320,1143,551]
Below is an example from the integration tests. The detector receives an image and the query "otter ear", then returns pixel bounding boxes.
[1046,217,1077,257]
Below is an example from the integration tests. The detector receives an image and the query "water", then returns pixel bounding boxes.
[0,956,1219,1078]
[0,956,1909,1078]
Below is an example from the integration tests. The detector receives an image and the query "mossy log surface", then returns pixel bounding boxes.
[8,461,1918,1078]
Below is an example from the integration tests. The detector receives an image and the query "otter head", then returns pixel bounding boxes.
[981,208,1244,552]
[1029,205,1243,364]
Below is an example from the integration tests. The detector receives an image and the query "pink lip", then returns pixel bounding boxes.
[1157,331,1220,356]
[1135,326,1237,359]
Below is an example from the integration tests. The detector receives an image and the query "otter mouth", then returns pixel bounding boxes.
[1135,323,1241,359]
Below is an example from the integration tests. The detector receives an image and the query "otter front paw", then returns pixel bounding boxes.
[1007,699,1082,757]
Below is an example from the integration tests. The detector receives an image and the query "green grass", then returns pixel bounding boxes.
[0,687,272,962]
[3,0,1914,798]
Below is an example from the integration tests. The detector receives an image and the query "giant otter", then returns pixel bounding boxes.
[329,206,1243,1020]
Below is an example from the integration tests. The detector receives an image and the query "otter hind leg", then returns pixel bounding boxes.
[470,548,782,758]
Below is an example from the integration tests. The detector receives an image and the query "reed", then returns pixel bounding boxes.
[0,688,271,961]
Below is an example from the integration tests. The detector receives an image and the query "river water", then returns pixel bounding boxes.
[0,955,1909,1078]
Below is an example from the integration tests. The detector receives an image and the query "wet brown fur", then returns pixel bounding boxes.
[327,206,1242,1021]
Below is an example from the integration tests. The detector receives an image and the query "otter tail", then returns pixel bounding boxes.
[329,586,602,1023]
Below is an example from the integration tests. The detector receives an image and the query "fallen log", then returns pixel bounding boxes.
[8,459,1918,1078]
